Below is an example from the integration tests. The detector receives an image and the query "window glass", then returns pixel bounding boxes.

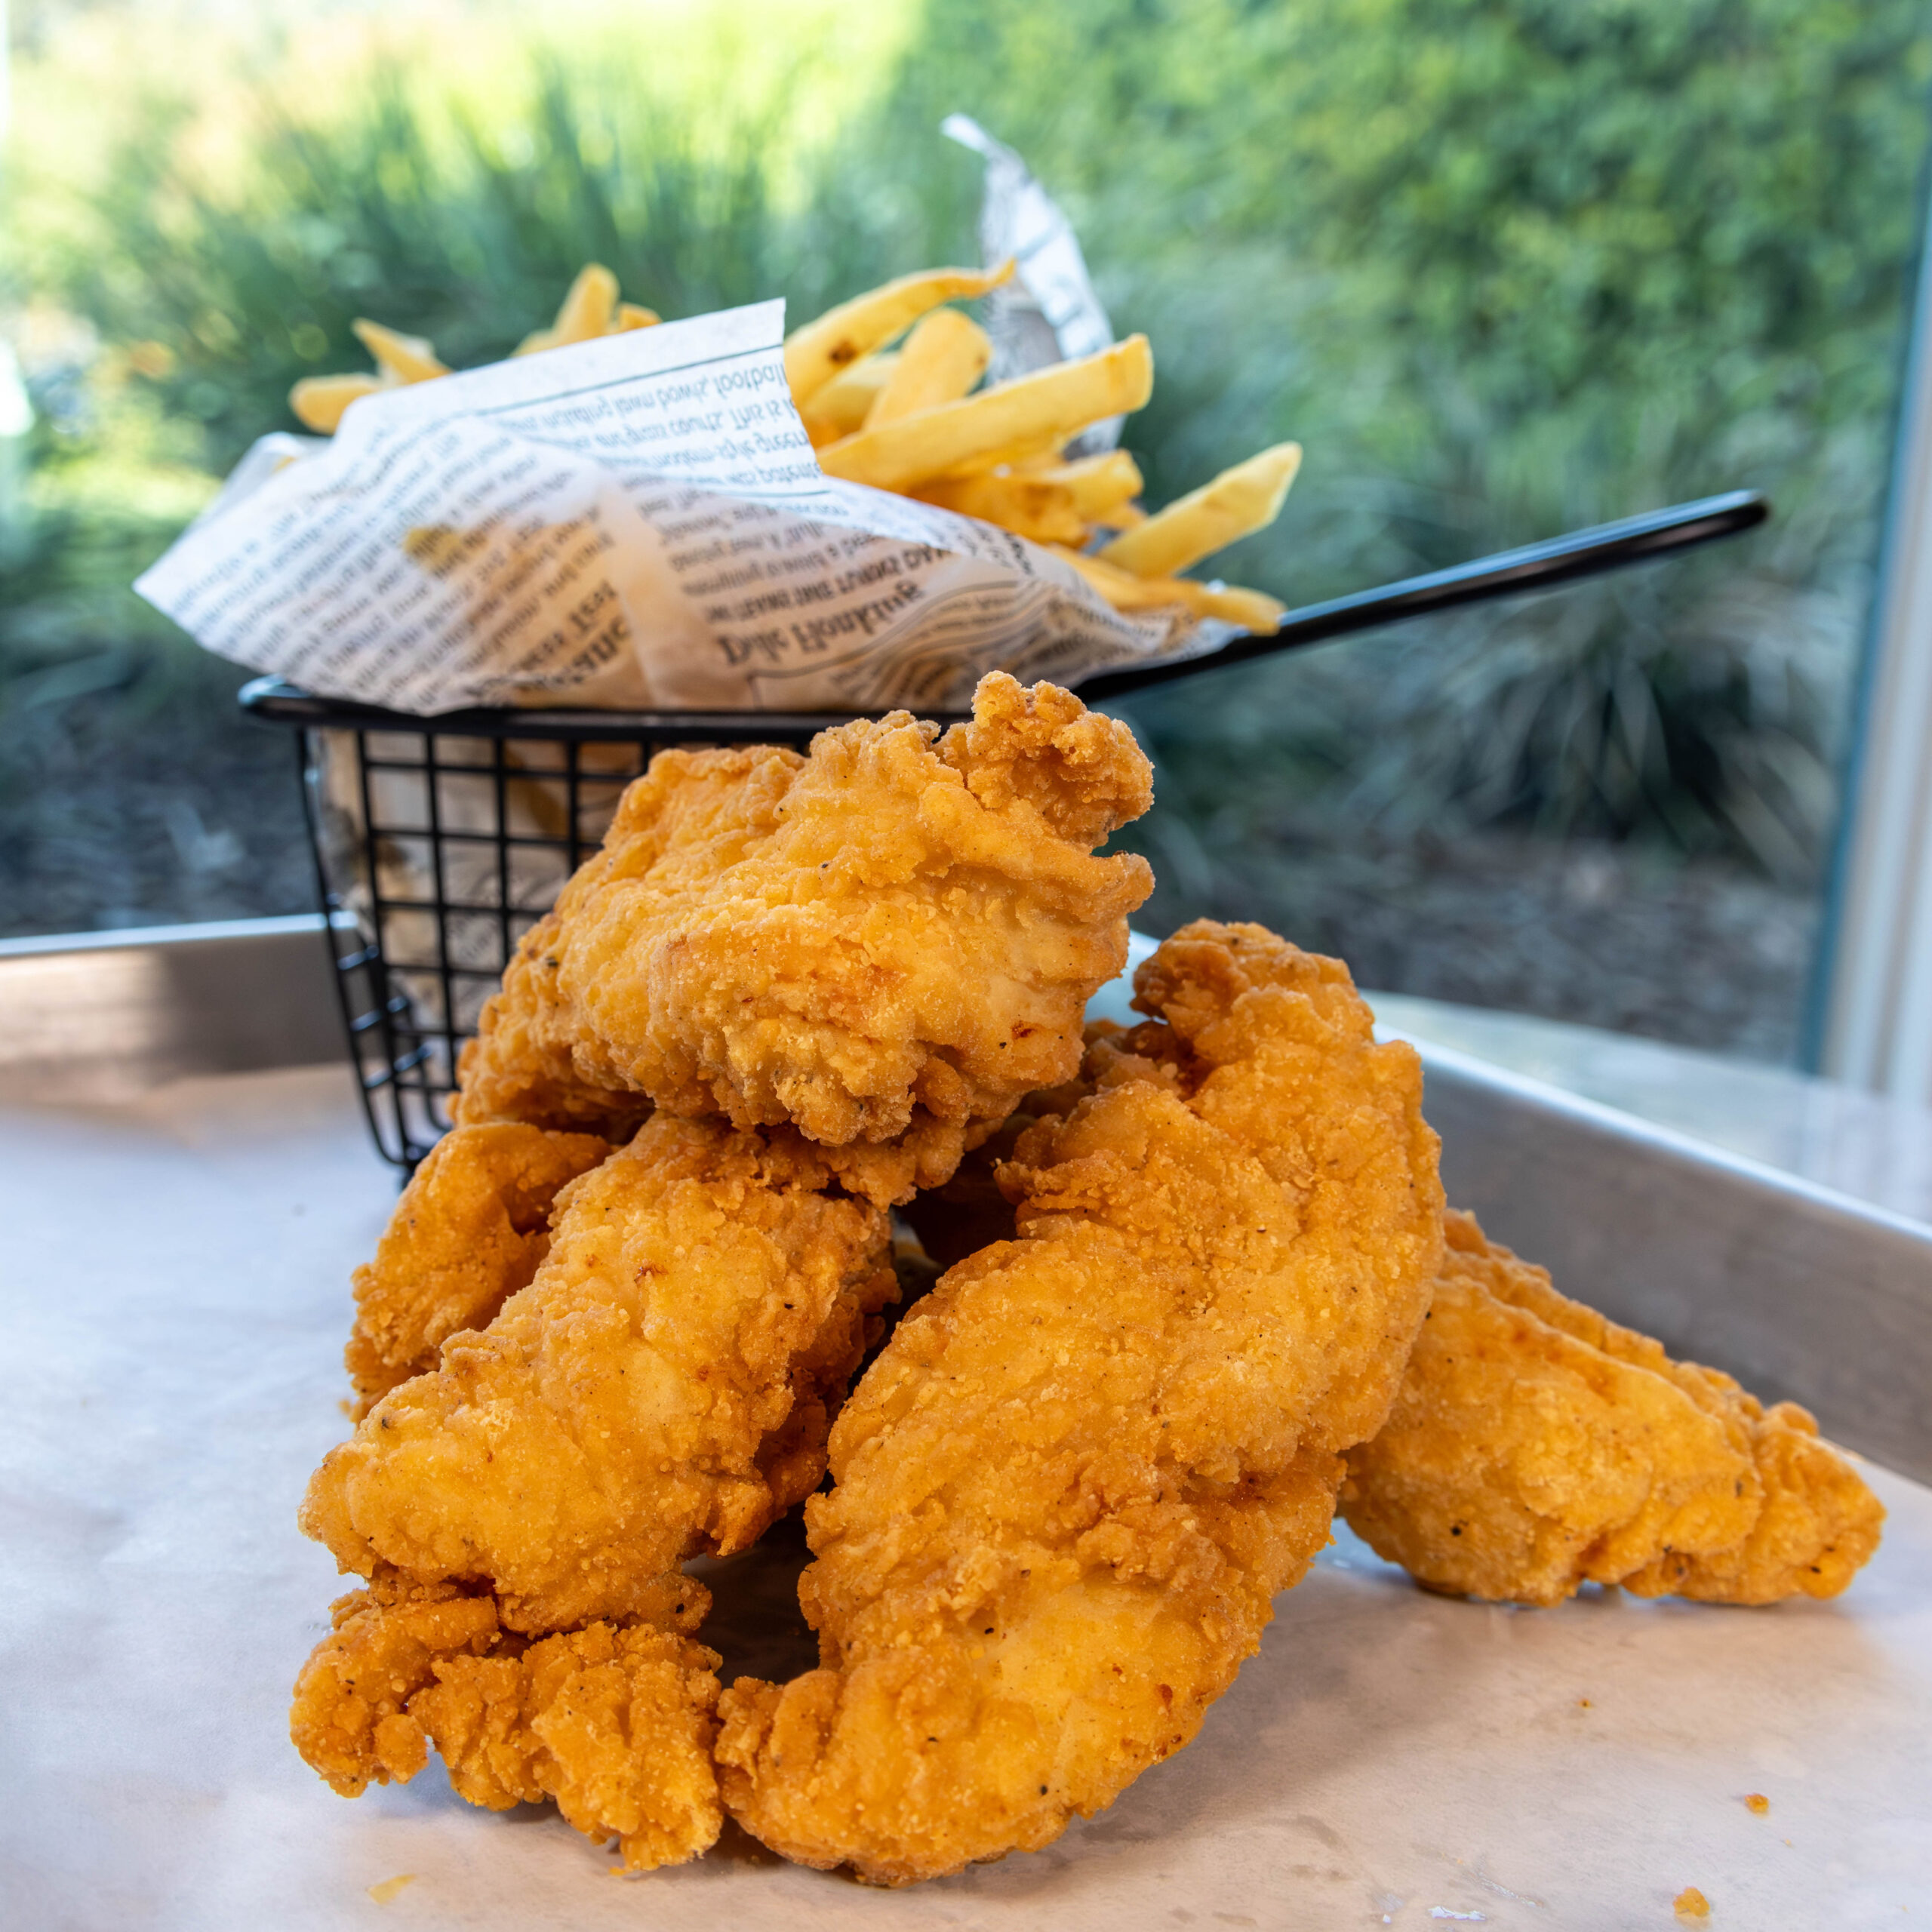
[8,0,1929,1067]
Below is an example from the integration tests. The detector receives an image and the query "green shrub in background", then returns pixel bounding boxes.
[0,395,312,935]
[10,0,1932,888]
[55,66,929,475]
[869,0,1932,879]
[0,382,220,811]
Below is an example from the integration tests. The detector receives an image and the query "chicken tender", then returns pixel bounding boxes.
[300,1115,898,1635]
[454,673,1153,1174]
[894,1110,1029,1271]
[290,1571,721,1869]
[453,913,655,1141]
[344,1121,609,1418]
[894,1057,1104,1271]
[1340,1211,1884,1606]
[715,921,1444,1884]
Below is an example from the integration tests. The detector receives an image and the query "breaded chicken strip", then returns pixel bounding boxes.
[344,1121,609,1418]
[454,913,655,1140]
[290,1570,721,1869]
[300,1115,897,1635]
[454,673,1153,1183]
[715,921,1444,1885]
[1340,1211,1884,1607]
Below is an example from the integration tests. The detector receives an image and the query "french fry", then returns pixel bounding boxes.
[798,352,900,448]
[783,260,1014,407]
[865,308,991,429]
[552,263,620,344]
[944,430,1072,477]
[1052,545,1286,635]
[818,334,1154,493]
[516,264,641,355]
[291,321,443,429]
[1022,449,1144,520]
[1098,441,1302,578]
[912,473,1090,546]
[1190,583,1287,632]
[281,253,1292,647]
[290,372,384,434]
[350,320,448,385]
[299,264,660,432]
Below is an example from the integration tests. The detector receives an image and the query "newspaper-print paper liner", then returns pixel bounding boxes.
[136,299,1228,715]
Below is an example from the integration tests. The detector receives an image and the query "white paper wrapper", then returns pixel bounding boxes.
[137,300,1227,717]
[943,112,1123,451]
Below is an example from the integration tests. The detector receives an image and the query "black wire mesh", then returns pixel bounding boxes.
[245,681,864,1169]
[237,494,1767,1171]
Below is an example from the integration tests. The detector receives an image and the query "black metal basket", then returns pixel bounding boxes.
[239,685,927,1168]
[241,490,1767,1171]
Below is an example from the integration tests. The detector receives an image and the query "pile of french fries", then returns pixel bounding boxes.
[290,261,1297,633]
[289,266,658,435]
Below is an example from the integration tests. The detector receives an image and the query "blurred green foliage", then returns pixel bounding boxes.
[54,66,943,473]
[0,411,312,937]
[9,0,1932,890]
[0,401,214,795]
[875,0,1932,879]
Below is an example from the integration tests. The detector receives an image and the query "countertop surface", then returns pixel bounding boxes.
[1374,992,1932,1228]
[4,1026,1929,1930]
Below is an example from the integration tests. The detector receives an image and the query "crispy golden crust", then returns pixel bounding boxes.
[1340,1211,1885,1607]
[344,1122,610,1418]
[715,921,1444,1885]
[894,1111,1031,1271]
[291,1574,505,1798]
[300,1115,897,1633]
[289,1572,721,1870]
[454,674,1152,1166]
[454,912,656,1140]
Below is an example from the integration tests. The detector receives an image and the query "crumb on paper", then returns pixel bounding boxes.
[1744,1792,1770,1815]
[368,1874,417,1904]
[1674,1887,1710,1919]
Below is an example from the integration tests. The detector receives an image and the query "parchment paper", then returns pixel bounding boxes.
[134,301,1229,715]
[2,1054,1928,1930]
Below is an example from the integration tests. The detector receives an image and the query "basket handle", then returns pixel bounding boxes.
[1073,488,1768,703]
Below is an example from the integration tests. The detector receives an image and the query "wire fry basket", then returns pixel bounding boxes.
[242,681,896,1169]
[240,490,1767,1171]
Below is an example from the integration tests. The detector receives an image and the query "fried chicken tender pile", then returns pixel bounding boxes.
[344,1122,609,1419]
[1341,1210,1885,1607]
[456,672,1154,1196]
[294,1115,897,1866]
[288,669,1890,1887]
[714,921,1446,1885]
[294,675,1160,1867]
[304,1115,898,1635]
[290,1571,722,1869]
